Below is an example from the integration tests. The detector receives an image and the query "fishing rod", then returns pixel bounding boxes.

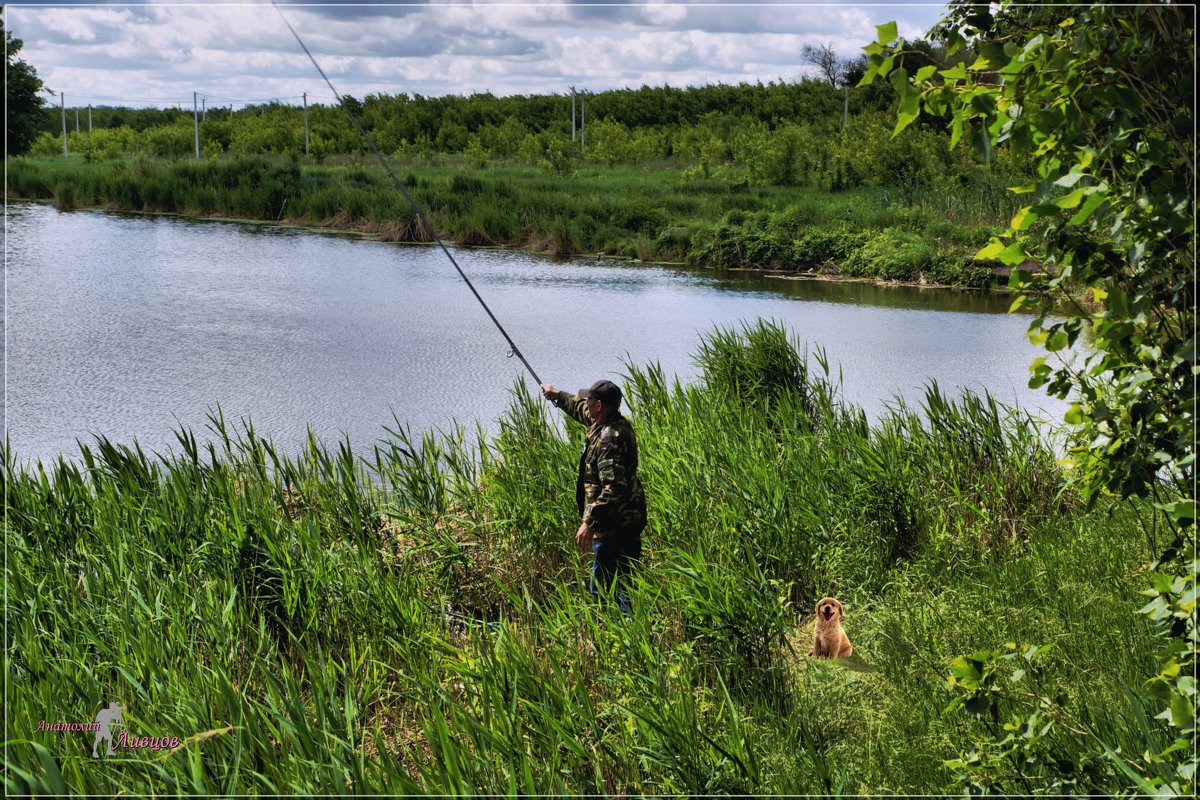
[271,1,542,386]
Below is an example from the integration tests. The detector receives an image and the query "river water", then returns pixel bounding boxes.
[5,202,1073,466]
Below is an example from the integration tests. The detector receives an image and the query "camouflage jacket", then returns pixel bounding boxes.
[551,390,647,540]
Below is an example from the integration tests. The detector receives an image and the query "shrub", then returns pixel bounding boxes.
[687,212,792,269]
[841,229,933,281]
[463,136,488,169]
[791,227,870,267]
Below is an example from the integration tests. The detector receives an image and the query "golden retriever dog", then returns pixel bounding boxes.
[811,597,853,659]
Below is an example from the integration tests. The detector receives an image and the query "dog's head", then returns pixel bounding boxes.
[815,597,844,624]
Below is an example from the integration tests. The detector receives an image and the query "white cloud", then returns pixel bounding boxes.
[8,2,947,107]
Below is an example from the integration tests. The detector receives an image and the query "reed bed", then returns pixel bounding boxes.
[7,156,1011,286]
[5,321,1163,793]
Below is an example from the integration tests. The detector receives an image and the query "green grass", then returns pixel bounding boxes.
[6,155,1014,287]
[4,321,1169,793]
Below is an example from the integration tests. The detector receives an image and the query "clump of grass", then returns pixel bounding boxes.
[50,182,79,211]
[692,319,816,416]
[544,218,582,256]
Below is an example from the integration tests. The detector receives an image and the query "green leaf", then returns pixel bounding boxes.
[949,655,982,682]
[876,20,898,45]
[1068,190,1107,225]
[1168,691,1195,729]
[1106,286,1130,317]
[939,62,968,81]
[858,60,881,87]
[1021,34,1045,56]
[915,64,937,82]
[995,241,1026,266]
[949,114,965,148]
[1054,170,1086,188]
[1008,268,1033,289]
[1064,404,1084,424]
[1011,205,1037,231]
[1047,331,1070,352]
[1054,187,1087,209]
[977,238,1007,260]
[895,103,920,135]
[890,69,919,134]
[1163,499,1195,522]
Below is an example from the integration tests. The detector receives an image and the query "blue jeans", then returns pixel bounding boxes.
[589,533,642,613]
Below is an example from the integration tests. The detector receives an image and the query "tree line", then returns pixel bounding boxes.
[26,62,1016,197]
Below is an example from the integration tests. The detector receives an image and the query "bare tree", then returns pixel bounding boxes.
[802,42,846,87]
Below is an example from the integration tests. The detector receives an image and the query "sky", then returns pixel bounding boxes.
[6,2,948,110]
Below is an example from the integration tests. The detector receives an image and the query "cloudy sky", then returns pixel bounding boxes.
[7,2,946,110]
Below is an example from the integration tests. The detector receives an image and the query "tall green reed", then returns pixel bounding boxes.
[5,321,1153,794]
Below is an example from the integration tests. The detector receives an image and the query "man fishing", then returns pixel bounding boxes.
[540,380,646,611]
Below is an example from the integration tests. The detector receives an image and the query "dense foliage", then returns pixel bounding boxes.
[28,77,1011,196]
[3,12,47,156]
[5,324,1164,793]
[863,2,1195,793]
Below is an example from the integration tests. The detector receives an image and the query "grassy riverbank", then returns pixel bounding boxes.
[5,322,1169,794]
[7,155,1013,287]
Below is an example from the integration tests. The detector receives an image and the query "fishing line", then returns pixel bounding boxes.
[271,1,542,386]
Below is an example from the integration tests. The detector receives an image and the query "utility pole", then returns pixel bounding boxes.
[75,107,80,131]
[581,92,586,154]
[193,91,200,159]
[88,105,93,131]
[60,92,67,156]
[202,96,206,122]
[570,86,576,140]
[303,92,309,156]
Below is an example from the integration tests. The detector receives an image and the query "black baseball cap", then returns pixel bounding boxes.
[578,379,622,406]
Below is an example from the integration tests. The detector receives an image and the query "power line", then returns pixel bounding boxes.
[202,93,307,104]
[51,92,317,108]
[53,93,186,106]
